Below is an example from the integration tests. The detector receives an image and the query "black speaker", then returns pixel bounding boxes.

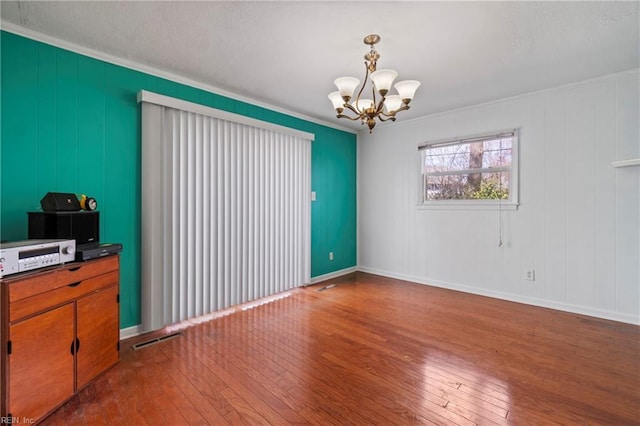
[28,211,100,247]
[40,192,81,211]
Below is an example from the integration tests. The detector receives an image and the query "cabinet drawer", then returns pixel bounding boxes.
[9,271,118,322]
[7,256,119,303]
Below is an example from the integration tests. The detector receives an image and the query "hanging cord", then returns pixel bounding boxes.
[498,173,504,247]
[498,198,503,247]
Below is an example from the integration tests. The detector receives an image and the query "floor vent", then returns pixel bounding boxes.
[317,284,337,292]
[131,332,182,351]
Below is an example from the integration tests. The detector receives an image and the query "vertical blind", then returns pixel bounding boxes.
[139,91,313,332]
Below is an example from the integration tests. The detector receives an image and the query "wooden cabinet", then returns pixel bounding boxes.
[1,255,120,423]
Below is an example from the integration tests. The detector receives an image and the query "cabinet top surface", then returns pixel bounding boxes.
[1,255,119,287]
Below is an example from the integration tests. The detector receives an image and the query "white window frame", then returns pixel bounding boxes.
[417,128,519,210]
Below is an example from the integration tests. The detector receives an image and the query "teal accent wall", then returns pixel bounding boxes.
[0,31,357,328]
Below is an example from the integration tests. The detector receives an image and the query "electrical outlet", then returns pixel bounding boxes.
[329,252,334,261]
[525,269,535,281]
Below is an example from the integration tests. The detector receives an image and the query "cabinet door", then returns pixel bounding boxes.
[76,285,119,389]
[8,303,75,420]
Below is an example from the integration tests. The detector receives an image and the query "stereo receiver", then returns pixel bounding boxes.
[0,239,76,278]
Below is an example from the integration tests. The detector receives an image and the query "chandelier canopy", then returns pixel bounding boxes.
[328,34,420,133]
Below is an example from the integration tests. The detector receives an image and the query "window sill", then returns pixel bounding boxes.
[416,201,519,211]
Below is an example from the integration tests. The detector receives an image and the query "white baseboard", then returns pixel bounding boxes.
[120,324,143,340]
[309,266,358,284]
[358,266,640,326]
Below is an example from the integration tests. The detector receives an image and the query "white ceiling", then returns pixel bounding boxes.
[1,1,639,132]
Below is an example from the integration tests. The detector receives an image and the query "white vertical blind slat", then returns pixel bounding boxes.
[197,115,204,314]
[202,116,211,315]
[212,119,219,312]
[180,111,189,322]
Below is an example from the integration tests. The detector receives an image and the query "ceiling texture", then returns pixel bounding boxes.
[1,1,639,132]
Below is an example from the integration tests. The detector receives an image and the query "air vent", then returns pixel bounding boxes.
[131,332,182,351]
[317,284,337,292]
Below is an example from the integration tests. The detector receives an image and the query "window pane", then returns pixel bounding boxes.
[425,174,468,200]
[424,171,510,200]
[423,137,512,173]
[424,144,471,172]
[481,138,512,169]
[421,134,514,202]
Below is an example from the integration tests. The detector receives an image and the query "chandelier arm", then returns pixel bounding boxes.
[378,115,397,122]
[337,113,364,121]
[343,102,363,116]
[380,105,410,118]
[353,62,371,114]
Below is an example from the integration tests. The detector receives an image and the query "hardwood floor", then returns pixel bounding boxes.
[43,273,639,425]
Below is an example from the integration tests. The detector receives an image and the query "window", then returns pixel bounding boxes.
[418,129,518,207]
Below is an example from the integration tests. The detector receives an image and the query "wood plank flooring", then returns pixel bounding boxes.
[43,273,639,425]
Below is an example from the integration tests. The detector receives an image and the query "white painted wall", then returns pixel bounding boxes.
[358,70,639,324]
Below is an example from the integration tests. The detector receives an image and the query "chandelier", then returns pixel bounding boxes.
[328,34,421,133]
